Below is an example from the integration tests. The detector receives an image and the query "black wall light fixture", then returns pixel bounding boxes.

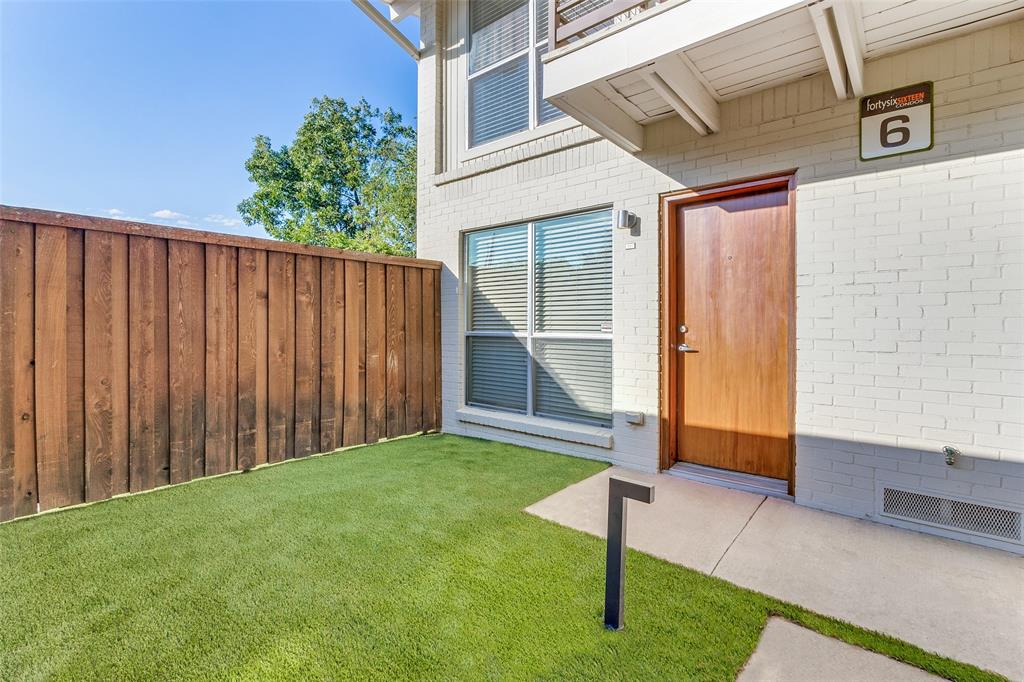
[604,476,655,630]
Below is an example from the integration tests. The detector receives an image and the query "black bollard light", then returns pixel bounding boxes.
[604,476,655,631]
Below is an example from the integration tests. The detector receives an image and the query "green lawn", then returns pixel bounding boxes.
[0,434,1000,681]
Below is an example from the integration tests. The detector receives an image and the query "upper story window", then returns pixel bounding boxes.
[468,0,566,148]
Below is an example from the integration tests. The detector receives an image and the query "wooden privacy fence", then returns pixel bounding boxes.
[0,206,442,521]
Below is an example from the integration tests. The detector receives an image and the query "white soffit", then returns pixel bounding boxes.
[543,0,1024,148]
[683,5,827,100]
[382,0,420,22]
[862,0,1024,57]
[543,0,806,100]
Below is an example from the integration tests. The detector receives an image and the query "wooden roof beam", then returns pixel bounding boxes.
[353,0,419,61]
[550,85,645,153]
[809,1,850,99]
[387,0,419,23]
[833,0,865,97]
[645,54,721,136]
[809,0,865,99]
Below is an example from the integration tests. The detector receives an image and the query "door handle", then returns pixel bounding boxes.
[676,343,698,353]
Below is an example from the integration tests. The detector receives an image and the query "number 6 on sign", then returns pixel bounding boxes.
[880,115,910,148]
[860,82,933,161]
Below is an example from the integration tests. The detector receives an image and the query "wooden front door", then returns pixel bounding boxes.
[665,175,794,481]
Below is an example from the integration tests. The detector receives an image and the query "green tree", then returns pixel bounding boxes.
[238,97,416,256]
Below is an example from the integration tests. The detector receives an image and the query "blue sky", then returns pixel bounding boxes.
[1,0,418,238]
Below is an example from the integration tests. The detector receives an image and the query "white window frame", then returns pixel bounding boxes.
[462,210,614,427]
[459,0,574,162]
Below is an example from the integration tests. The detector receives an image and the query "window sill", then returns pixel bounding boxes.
[458,116,579,164]
[456,406,613,449]
[436,125,601,186]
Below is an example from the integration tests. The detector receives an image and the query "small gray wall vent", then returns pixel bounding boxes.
[880,487,1022,544]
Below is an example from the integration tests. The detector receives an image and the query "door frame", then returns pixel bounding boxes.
[658,171,797,494]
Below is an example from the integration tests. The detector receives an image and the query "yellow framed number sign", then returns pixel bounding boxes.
[859,82,934,161]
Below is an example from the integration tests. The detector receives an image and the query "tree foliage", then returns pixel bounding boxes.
[238,97,416,256]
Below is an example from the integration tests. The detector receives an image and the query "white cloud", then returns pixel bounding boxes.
[150,208,187,220]
[103,209,145,222]
[204,213,243,229]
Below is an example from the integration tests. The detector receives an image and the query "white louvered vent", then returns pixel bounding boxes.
[880,487,1022,544]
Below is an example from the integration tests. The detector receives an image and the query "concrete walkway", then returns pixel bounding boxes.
[738,618,940,681]
[525,467,1024,679]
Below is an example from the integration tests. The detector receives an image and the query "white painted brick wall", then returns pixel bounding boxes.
[416,3,1024,546]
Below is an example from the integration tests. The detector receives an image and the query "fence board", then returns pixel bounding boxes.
[343,261,366,446]
[35,226,85,509]
[295,255,321,457]
[205,245,238,476]
[386,265,407,438]
[168,241,206,483]
[421,269,438,432]
[34,225,68,509]
[128,235,170,491]
[365,263,387,443]
[319,259,345,452]
[434,270,442,431]
[268,251,296,462]
[0,220,38,519]
[0,205,441,519]
[66,228,86,506]
[84,231,129,500]
[405,268,424,433]
[237,248,268,470]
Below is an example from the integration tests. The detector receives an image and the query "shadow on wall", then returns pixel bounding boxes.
[631,52,1024,190]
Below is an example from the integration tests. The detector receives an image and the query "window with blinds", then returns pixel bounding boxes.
[535,212,613,334]
[466,224,528,332]
[468,0,566,149]
[534,340,612,424]
[464,209,613,427]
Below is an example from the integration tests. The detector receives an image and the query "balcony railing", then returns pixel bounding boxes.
[549,0,663,48]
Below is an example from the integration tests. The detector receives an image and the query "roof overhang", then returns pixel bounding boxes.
[354,0,421,61]
[543,0,1024,152]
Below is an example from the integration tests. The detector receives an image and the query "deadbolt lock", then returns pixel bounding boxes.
[678,324,688,333]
